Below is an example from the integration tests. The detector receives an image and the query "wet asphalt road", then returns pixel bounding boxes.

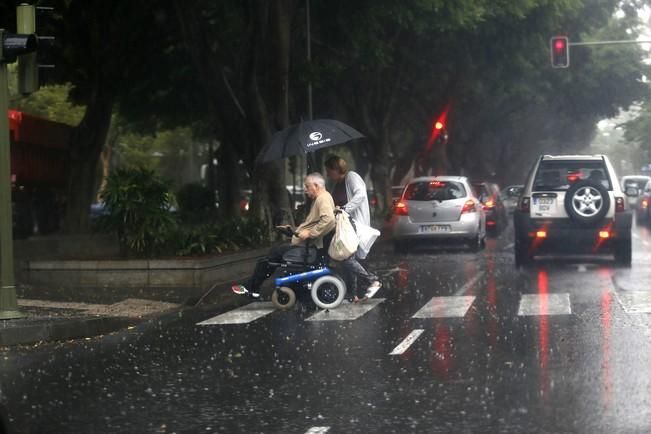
[3,221,651,433]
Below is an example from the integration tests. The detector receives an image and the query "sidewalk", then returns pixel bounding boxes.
[0,274,246,347]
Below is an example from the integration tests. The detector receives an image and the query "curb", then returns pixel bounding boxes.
[0,316,135,347]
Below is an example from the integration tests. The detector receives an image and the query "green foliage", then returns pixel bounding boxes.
[8,82,85,125]
[168,218,270,257]
[112,124,209,190]
[97,167,177,258]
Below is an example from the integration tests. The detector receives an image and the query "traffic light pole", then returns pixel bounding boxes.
[0,32,24,320]
[569,39,651,47]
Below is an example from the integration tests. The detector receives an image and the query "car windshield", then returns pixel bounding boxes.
[404,180,466,201]
[533,161,612,191]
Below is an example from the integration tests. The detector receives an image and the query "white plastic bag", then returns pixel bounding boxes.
[328,211,359,261]
[354,221,380,259]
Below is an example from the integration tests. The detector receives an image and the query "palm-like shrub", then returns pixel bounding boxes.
[98,168,177,257]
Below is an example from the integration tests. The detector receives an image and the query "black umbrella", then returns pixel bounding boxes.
[256,119,364,164]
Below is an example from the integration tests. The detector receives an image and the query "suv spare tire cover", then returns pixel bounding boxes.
[563,180,610,225]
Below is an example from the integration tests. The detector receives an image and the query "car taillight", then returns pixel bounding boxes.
[483,199,495,210]
[519,197,530,213]
[643,198,649,209]
[461,199,476,214]
[615,197,625,213]
[394,201,409,216]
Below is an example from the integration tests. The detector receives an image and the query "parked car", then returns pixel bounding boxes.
[620,175,651,210]
[500,184,524,215]
[635,179,651,224]
[391,176,486,252]
[471,181,508,234]
[513,154,633,267]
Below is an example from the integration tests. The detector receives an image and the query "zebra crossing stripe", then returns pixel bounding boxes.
[411,296,476,319]
[616,291,651,314]
[517,293,571,316]
[196,302,276,325]
[306,298,385,321]
[389,329,425,355]
[305,427,330,434]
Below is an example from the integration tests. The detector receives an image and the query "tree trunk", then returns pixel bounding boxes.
[62,91,114,233]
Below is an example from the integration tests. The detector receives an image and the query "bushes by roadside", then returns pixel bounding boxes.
[95,168,270,258]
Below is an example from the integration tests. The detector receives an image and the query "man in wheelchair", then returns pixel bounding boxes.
[232,172,335,299]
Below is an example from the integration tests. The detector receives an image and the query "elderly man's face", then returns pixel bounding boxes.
[304,180,319,198]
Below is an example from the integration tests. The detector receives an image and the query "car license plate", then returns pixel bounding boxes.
[419,224,450,233]
[533,197,555,212]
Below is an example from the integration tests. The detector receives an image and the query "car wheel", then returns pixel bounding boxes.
[514,237,531,268]
[469,229,485,252]
[614,237,632,267]
[564,180,610,226]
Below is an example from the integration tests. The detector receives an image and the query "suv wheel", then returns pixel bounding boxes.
[614,237,632,266]
[564,180,610,225]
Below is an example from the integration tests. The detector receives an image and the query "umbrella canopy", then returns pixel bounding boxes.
[256,119,364,164]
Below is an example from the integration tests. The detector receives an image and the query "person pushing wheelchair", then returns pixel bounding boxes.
[232,173,335,299]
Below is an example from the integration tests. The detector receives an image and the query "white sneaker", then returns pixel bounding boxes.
[364,281,382,299]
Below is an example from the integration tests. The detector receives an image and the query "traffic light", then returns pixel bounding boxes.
[16,3,38,94]
[0,30,37,65]
[550,36,569,68]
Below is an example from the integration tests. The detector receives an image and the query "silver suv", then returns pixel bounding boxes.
[513,154,632,266]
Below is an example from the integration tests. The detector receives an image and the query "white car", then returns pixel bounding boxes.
[514,154,633,266]
[391,176,486,252]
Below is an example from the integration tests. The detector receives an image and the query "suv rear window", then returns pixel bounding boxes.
[404,180,466,201]
[533,160,611,191]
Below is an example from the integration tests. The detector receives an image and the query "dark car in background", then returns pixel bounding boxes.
[500,184,524,215]
[635,179,651,224]
[620,175,651,211]
[471,181,508,234]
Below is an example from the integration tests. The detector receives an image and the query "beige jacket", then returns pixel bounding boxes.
[291,191,335,248]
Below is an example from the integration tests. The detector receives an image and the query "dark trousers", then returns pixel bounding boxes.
[245,244,295,292]
[338,255,378,298]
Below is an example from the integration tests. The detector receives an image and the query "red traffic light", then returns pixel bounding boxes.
[550,36,569,68]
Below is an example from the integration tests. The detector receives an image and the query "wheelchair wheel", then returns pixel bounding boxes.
[311,275,346,310]
[272,286,296,310]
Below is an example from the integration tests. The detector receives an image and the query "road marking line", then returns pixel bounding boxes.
[503,243,515,251]
[412,296,476,319]
[633,233,640,240]
[196,302,276,325]
[616,291,651,314]
[306,298,385,321]
[577,265,587,272]
[517,293,571,316]
[389,329,425,355]
[305,427,330,434]
[454,272,485,295]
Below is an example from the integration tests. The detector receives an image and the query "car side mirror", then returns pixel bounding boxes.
[625,187,639,197]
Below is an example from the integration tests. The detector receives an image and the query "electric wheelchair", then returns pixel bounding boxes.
[267,226,347,310]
